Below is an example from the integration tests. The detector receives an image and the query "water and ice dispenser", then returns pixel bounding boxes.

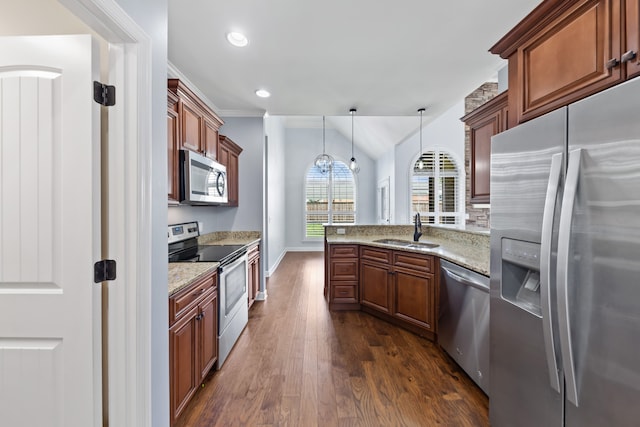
[501,238,542,316]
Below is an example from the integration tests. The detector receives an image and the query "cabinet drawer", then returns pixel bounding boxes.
[169,273,216,326]
[332,282,358,303]
[330,259,358,281]
[330,244,358,258]
[394,252,433,274]
[360,246,392,264]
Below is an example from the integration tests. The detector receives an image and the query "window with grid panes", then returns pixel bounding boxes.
[305,161,356,238]
[411,151,462,226]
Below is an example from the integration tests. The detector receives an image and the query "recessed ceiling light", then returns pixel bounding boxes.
[255,89,271,98]
[226,32,248,47]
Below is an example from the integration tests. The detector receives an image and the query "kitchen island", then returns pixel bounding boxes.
[324,224,489,339]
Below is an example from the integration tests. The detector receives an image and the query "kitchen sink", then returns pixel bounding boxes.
[373,238,439,249]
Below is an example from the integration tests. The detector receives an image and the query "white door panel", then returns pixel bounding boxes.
[0,35,101,427]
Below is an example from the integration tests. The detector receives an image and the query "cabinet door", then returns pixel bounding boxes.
[626,0,640,78]
[169,306,199,424]
[203,116,219,160]
[227,150,239,206]
[469,113,498,204]
[393,268,434,331]
[360,261,392,313]
[198,291,218,380]
[516,0,622,123]
[180,98,202,153]
[167,93,180,203]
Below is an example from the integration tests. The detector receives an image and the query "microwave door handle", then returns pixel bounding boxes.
[557,148,583,407]
[540,152,563,393]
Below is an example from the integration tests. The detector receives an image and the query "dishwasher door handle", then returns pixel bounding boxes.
[442,267,489,292]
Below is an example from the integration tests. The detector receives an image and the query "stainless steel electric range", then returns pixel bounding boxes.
[168,222,248,368]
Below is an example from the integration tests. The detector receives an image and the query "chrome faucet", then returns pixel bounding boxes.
[413,213,422,242]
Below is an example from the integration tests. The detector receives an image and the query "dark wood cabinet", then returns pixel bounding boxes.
[393,250,435,332]
[168,79,223,158]
[218,135,243,207]
[461,91,508,204]
[359,246,393,313]
[327,244,360,310]
[169,271,218,426]
[167,89,180,204]
[247,242,260,308]
[321,245,439,340]
[491,0,639,127]
[627,0,640,78]
[203,116,220,160]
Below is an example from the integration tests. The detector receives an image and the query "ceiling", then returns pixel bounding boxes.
[168,0,541,158]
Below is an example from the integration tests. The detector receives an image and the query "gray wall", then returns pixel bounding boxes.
[264,116,287,275]
[168,117,265,234]
[376,147,396,224]
[285,127,377,251]
[110,1,170,426]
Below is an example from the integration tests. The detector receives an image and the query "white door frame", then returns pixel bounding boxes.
[59,0,153,426]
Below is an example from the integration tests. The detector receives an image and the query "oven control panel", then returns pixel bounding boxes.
[168,221,199,244]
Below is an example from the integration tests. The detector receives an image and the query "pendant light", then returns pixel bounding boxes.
[314,115,334,174]
[417,108,425,169]
[349,108,360,173]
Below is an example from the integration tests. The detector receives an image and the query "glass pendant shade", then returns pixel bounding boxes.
[314,116,333,174]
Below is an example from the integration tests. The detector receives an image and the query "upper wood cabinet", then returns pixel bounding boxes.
[168,79,223,160]
[167,89,180,204]
[491,0,639,126]
[461,91,508,204]
[218,135,243,207]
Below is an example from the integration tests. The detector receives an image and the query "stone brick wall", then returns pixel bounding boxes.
[464,82,498,229]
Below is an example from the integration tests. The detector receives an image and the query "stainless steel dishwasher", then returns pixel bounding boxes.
[439,259,490,395]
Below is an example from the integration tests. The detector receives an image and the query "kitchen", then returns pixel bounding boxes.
[1,1,640,427]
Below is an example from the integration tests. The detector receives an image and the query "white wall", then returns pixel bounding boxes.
[392,101,466,224]
[167,117,265,234]
[264,116,287,274]
[284,127,376,250]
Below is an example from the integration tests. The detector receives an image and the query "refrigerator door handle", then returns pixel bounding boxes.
[540,153,563,393]
[557,148,583,406]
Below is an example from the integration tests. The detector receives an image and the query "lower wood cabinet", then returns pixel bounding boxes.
[169,271,218,426]
[247,242,260,308]
[327,243,438,339]
[327,244,360,310]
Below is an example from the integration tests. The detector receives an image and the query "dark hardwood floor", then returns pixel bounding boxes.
[175,252,489,427]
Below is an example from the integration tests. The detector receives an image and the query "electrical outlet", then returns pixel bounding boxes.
[336,228,346,235]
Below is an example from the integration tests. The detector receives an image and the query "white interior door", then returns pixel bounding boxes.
[377,177,390,224]
[0,35,102,427]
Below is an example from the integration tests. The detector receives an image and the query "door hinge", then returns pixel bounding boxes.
[94,259,117,283]
[93,81,116,106]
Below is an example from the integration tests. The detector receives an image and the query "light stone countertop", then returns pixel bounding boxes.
[168,262,219,296]
[325,225,490,276]
[168,231,261,296]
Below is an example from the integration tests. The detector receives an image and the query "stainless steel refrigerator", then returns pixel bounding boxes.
[490,77,640,426]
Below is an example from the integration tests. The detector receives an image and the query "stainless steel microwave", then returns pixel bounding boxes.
[180,149,228,205]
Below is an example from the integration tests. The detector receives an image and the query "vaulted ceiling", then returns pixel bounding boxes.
[168,0,541,158]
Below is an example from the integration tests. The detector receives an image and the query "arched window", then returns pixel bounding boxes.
[305,161,356,238]
[411,150,462,226]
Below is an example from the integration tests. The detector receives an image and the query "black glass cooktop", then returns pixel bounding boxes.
[169,240,245,264]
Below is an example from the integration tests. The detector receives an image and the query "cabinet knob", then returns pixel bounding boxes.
[621,50,637,63]
[606,58,620,69]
